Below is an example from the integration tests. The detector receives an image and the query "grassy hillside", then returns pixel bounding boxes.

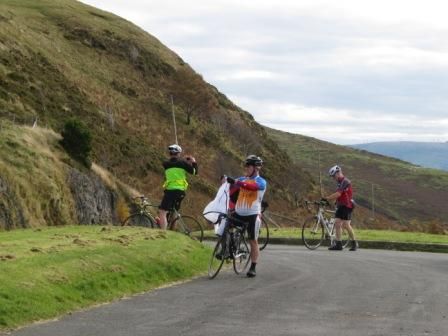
[0,0,313,222]
[266,127,448,232]
[352,141,448,171]
[0,121,77,228]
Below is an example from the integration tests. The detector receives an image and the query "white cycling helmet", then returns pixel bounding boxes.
[328,165,341,177]
[168,144,182,154]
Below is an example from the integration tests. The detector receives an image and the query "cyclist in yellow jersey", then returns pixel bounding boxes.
[158,144,198,229]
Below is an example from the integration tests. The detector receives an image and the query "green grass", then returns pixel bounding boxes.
[204,228,448,244]
[0,226,210,331]
[266,228,448,244]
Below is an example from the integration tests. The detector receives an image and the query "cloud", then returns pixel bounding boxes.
[230,96,448,144]
[81,0,448,144]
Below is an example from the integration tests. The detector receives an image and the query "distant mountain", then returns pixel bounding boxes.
[351,142,448,171]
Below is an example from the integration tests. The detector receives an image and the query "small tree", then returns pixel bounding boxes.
[167,67,216,124]
[60,119,92,168]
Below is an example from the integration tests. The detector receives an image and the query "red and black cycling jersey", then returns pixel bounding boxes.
[336,176,353,209]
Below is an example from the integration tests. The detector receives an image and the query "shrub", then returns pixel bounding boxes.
[60,119,92,168]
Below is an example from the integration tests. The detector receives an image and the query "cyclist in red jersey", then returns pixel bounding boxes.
[323,165,358,251]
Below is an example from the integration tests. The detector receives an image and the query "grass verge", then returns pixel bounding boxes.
[266,228,448,244]
[204,228,448,244]
[0,226,210,331]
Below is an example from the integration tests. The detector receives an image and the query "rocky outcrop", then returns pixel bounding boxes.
[0,176,26,230]
[67,168,119,225]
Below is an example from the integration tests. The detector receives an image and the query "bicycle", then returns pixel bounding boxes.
[204,211,251,279]
[122,196,204,242]
[258,201,270,251]
[301,200,350,250]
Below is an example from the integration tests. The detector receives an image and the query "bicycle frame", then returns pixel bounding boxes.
[260,211,282,229]
[302,200,351,250]
[313,206,336,243]
[132,196,156,219]
[167,208,182,230]
[123,195,203,241]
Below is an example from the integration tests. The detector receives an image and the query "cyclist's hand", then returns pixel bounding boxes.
[226,176,235,184]
[320,198,330,205]
[185,156,195,163]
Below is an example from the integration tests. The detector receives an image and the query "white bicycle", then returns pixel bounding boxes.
[301,200,350,250]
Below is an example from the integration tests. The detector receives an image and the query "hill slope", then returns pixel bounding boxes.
[266,127,448,231]
[352,142,448,171]
[0,0,314,226]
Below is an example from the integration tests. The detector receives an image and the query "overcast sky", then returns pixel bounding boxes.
[81,0,448,144]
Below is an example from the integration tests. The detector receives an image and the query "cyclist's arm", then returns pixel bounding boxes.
[235,177,266,191]
[182,160,198,175]
[164,160,198,175]
[325,191,341,201]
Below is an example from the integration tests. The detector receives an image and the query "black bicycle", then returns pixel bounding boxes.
[122,196,204,241]
[204,211,251,279]
[258,201,270,251]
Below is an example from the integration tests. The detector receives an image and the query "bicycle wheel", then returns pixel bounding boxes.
[258,217,269,251]
[122,213,156,228]
[341,227,350,248]
[208,236,226,279]
[302,216,324,250]
[329,223,351,248]
[233,232,251,274]
[174,215,204,242]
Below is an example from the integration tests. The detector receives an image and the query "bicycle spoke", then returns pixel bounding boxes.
[174,215,204,242]
[341,227,351,248]
[233,232,251,274]
[258,217,269,251]
[122,213,156,228]
[208,236,226,279]
[302,216,324,249]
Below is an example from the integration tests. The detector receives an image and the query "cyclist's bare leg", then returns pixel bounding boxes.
[249,239,259,263]
[342,220,356,240]
[158,209,168,230]
[334,218,343,241]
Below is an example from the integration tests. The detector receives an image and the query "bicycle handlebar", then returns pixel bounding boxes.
[304,200,330,207]
[132,195,155,207]
[202,211,248,226]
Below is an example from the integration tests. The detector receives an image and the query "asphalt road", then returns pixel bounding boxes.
[9,246,448,336]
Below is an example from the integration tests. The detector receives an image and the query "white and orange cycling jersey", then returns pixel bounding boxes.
[234,175,267,216]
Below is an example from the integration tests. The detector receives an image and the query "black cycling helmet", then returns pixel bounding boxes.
[245,155,263,167]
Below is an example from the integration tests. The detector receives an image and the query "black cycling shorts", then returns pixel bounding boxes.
[335,206,353,221]
[159,190,186,211]
[232,213,259,241]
